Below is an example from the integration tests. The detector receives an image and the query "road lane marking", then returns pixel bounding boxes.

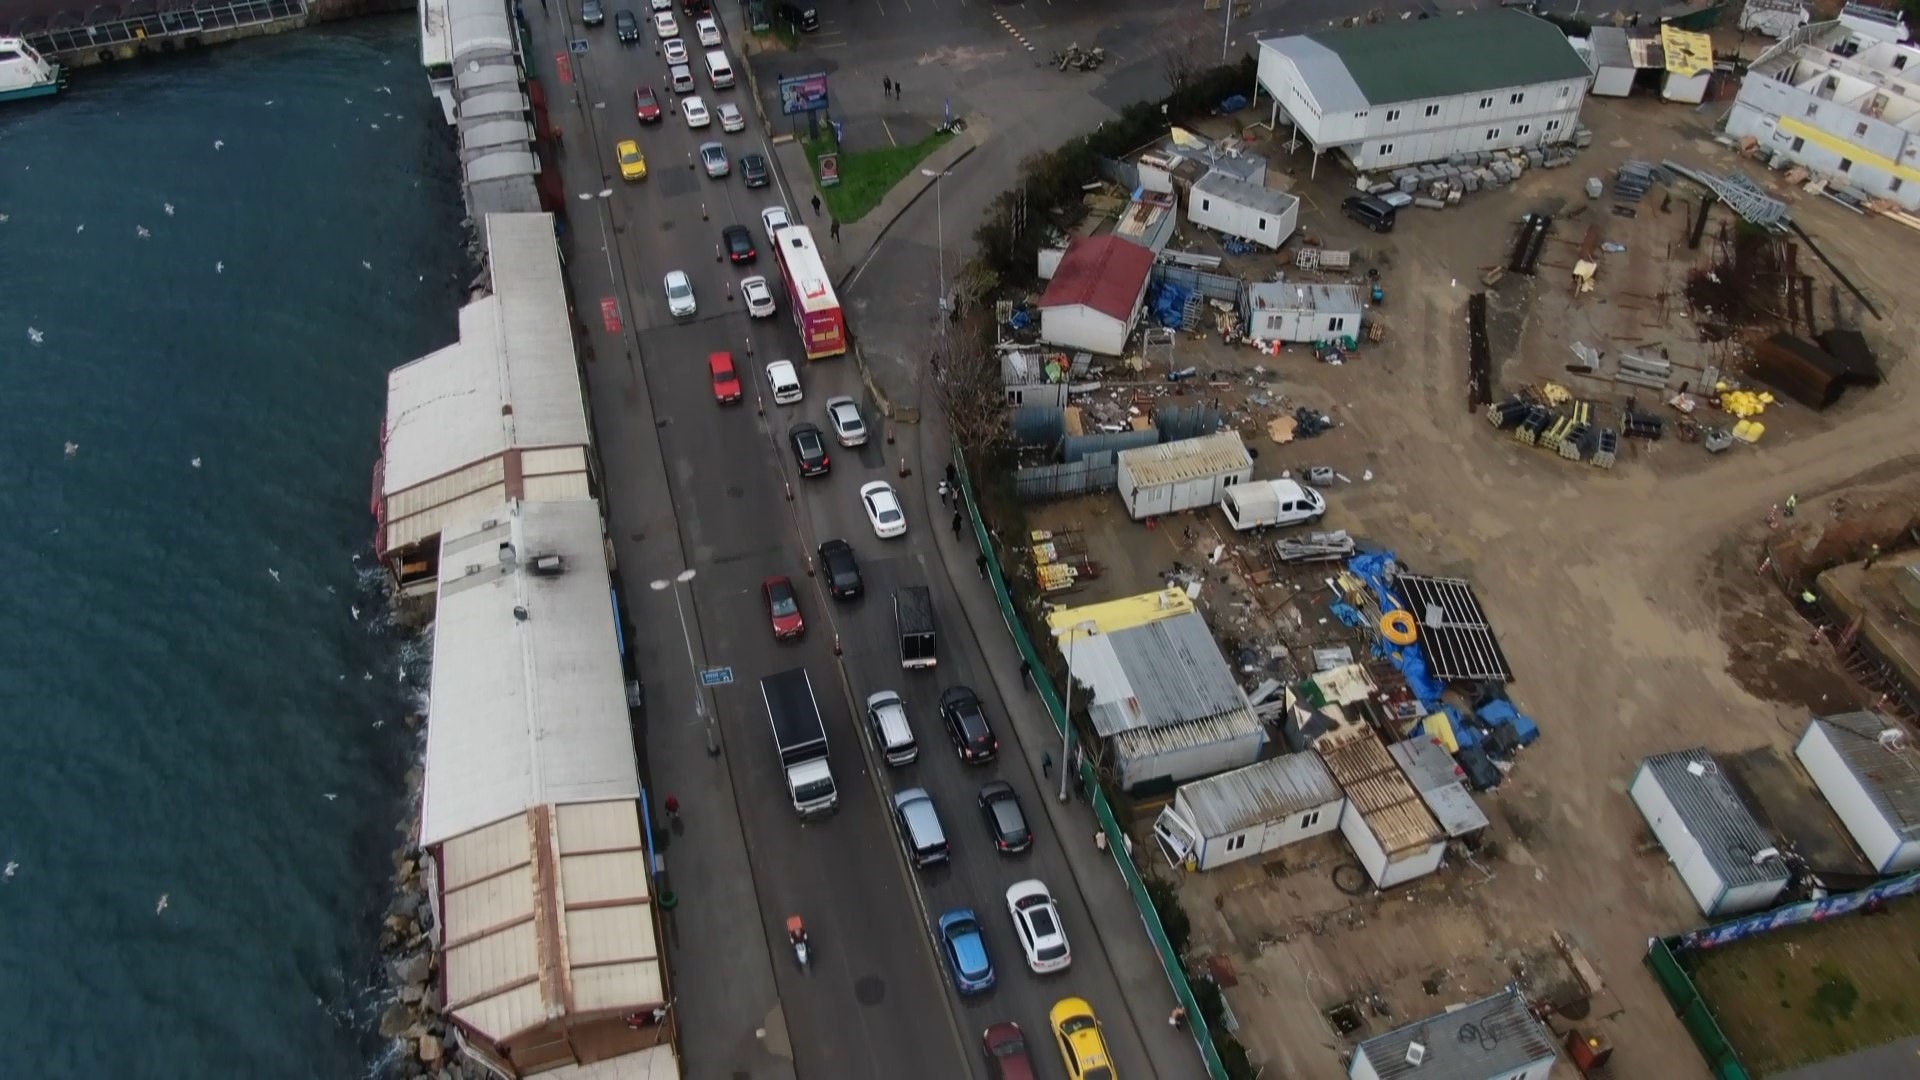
[993,11,1037,51]
[881,117,898,147]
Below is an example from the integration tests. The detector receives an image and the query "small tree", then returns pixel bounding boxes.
[933,310,1009,467]
[1160,12,1215,97]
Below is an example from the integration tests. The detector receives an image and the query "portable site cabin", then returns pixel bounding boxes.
[1585,27,1637,98]
[1659,25,1714,105]
[1630,748,1792,918]
[1320,732,1447,888]
[1115,431,1254,521]
[1245,282,1367,345]
[1796,712,1920,875]
[1389,735,1490,840]
[1154,752,1345,871]
[1036,235,1156,357]
[1187,170,1301,250]
[1348,986,1558,1080]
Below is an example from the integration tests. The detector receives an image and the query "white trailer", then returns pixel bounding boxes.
[1153,753,1344,871]
[1115,431,1253,521]
[1187,170,1300,251]
[1630,748,1791,917]
[1795,712,1920,875]
[1245,282,1366,345]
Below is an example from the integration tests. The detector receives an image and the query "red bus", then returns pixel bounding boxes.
[770,225,847,359]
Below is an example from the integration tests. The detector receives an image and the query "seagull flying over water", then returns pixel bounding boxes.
[0,213,10,224]
[63,441,78,458]
[343,96,354,104]
[135,225,150,239]
[370,123,381,131]
[163,203,175,216]
[28,327,44,345]
[190,457,201,468]
[213,139,224,150]
[323,793,338,801]
[74,223,84,233]
[155,894,169,915]
[361,260,372,270]
[215,261,225,274]
[263,99,275,106]
[350,605,361,621]
[267,568,281,583]
[3,861,17,882]
[377,85,392,94]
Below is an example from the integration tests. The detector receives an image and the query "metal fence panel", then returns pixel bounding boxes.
[1155,406,1222,442]
[1011,405,1067,447]
[956,450,1229,1080]
[1063,428,1158,463]
[29,0,306,54]
[1644,939,1753,1080]
[1098,156,1140,191]
[1151,263,1244,306]
[1013,458,1118,502]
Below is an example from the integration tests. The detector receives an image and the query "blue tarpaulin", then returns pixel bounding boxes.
[1330,602,1366,629]
[1150,282,1191,329]
[1345,550,1447,711]
[1477,700,1541,746]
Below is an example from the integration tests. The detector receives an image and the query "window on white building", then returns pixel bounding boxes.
[1386,108,1400,122]
[1225,834,1248,852]
[1558,86,1570,99]
[1379,142,1394,156]
[1856,122,1870,136]
[1896,54,1908,70]
[1328,317,1347,332]
[1546,119,1561,132]
[1516,123,1531,136]
[1509,91,1525,105]
[1806,102,1819,117]
[1300,810,1322,829]
[1201,198,1212,211]
[1424,103,1440,117]
[1486,128,1500,141]
[1839,158,1853,173]
[1893,177,1905,193]
[1478,96,1493,109]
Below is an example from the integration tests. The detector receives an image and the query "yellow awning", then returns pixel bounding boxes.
[1660,26,1712,78]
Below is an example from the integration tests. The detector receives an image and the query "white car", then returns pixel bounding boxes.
[695,15,721,46]
[652,11,678,37]
[860,481,906,539]
[742,275,776,318]
[1006,880,1071,974]
[718,101,745,133]
[664,270,696,318]
[649,0,670,10]
[681,95,710,128]
[767,359,803,405]
[663,37,689,65]
[826,396,867,446]
[760,204,791,244]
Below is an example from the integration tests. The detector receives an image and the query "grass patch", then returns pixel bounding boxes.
[801,128,954,225]
[753,22,797,50]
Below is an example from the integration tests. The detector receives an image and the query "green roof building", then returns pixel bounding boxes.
[1255,10,1592,173]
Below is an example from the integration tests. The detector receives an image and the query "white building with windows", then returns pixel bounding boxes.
[1725,20,1920,210]
[1255,10,1591,173]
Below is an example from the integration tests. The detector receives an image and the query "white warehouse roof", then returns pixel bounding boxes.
[1072,609,1252,736]
[1116,431,1252,492]
[1175,752,1343,837]
[379,212,592,555]
[420,498,637,848]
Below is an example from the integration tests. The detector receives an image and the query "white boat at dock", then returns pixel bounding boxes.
[0,36,65,102]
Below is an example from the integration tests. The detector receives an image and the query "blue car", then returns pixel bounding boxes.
[938,909,995,995]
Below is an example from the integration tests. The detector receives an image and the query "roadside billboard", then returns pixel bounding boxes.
[779,73,829,115]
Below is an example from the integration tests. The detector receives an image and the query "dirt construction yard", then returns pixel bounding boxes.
[1018,87,1920,1078]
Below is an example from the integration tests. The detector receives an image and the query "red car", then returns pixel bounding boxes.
[763,576,806,640]
[981,1022,1036,1080]
[709,352,742,404]
[634,85,662,123]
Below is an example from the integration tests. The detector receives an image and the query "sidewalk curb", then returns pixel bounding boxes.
[911,425,1196,1078]
[832,139,982,294]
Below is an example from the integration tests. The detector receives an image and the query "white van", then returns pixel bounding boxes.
[669,63,695,94]
[766,359,803,405]
[865,691,918,766]
[1219,478,1326,531]
[704,49,735,89]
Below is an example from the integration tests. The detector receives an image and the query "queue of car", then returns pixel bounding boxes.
[592,6,1118,1075]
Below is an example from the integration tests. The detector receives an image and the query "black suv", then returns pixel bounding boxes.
[789,422,830,477]
[681,0,711,15]
[978,780,1031,854]
[775,2,819,32]
[723,224,756,264]
[818,539,863,600]
[614,8,639,41]
[939,686,999,763]
[741,153,770,189]
[581,0,605,25]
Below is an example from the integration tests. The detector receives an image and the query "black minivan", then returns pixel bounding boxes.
[776,2,819,31]
[1341,195,1397,233]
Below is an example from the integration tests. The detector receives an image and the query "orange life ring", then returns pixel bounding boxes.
[1380,610,1418,645]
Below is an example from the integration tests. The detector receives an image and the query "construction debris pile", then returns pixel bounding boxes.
[1357,128,1592,208]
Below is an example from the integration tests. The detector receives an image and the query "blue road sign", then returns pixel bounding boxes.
[568,38,590,55]
[700,667,735,687]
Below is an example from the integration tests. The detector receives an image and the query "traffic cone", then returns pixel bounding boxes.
[833,635,842,657]
[898,456,911,477]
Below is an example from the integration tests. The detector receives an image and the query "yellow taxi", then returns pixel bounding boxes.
[616,139,647,181]
[1049,997,1115,1080]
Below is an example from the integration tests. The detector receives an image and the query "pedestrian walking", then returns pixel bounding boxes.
[1169,1007,1189,1029]
[1041,750,1053,777]
[883,76,892,96]
[1865,543,1882,570]
[1785,493,1799,518]
[951,510,963,538]
[664,794,681,822]
[937,478,951,505]
[944,462,958,488]
[810,194,822,217]
[895,80,903,100]
[1019,658,1032,688]
[976,553,988,578]
[829,218,840,242]
[539,0,547,11]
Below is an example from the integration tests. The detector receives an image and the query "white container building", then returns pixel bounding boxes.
[1245,282,1367,345]
[1115,431,1254,521]
[1630,748,1792,918]
[1187,170,1300,250]
[1320,732,1447,888]
[1153,752,1345,871]
[1036,234,1156,356]
[1795,712,1920,875]
[1349,986,1558,1080]
[1585,27,1637,98]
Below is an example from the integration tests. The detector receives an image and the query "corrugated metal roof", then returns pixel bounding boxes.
[1073,610,1248,736]
[1389,737,1489,839]
[1118,431,1252,491]
[1289,10,1591,108]
[382,214,591,520]
[1808,712,1920,839]
[1176,753,1343,836]
[1320,734,1441,856]
[1590,26,1635,69]
[420,499,638,848]
[449,0,514,62]
[1111,708,1265,762]
[1261,36,1369,113]
[1354,986,1557,1080]
[1247,281,1366,316]
[1639,749,1790,890]
[1192,170,1300,218]
[1037,234,1155,322]
[440,801,662,1046]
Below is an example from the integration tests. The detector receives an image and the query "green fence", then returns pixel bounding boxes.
[954,452,1228,1080]
[1644,937,1753,1080]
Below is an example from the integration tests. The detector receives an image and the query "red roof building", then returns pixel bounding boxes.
[1038,235,1156,356]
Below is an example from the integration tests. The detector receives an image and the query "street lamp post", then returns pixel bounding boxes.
[650,569,717,755]
[1221,0,1234,62]
[575,188,616,284]
[920,167,953,328]
[1052,620,1098,803]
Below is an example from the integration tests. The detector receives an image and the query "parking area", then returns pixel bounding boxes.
[996,85,1920,1079]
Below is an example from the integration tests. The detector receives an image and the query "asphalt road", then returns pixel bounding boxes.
[540,7,1157,1078]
